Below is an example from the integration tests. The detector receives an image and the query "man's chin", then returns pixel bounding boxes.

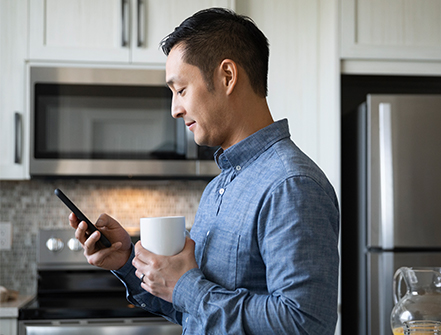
[194,138,215,148]
[193,133,221,148]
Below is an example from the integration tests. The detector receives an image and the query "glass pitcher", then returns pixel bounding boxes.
[391,267,441,335]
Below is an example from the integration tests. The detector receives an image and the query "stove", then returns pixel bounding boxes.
[18,229,182,335]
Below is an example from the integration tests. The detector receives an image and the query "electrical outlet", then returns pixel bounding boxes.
[0,222,12,250]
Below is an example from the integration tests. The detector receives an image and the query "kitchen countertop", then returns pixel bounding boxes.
[0,295,34,318]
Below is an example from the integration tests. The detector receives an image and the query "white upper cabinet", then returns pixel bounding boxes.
[29,0,235,64]
[0,0,29,180]
[29,0,128,63]
[340,0,441,61]
[132,0,235,63]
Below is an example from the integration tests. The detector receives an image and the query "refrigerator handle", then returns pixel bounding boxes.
[379,103,394,249]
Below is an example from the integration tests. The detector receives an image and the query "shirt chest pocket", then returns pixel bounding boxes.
[200,228,239,291]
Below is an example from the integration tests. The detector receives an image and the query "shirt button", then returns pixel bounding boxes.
[141,303,146,308]
[235,165,241,171]
[206,230,210,236]
[219,188,225,195]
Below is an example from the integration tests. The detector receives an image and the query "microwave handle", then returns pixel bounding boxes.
[186,127,198,159]
[14,112,22,164]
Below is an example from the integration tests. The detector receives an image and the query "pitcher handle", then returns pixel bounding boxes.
[393,267,405,304]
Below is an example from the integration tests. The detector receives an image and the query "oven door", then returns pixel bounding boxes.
[19,318,182,335]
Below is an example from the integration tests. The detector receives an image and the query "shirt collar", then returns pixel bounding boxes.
[215,119,290,173]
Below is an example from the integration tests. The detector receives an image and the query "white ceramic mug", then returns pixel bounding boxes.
[140,216,186,256]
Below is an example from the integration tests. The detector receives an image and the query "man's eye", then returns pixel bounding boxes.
[177,88,185,95]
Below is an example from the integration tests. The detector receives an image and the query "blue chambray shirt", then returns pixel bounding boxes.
[113,119,340,334]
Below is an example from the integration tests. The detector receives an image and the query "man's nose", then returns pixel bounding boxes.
[171,97,185,119]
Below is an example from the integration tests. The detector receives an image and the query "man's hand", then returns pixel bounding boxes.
[132,237,198,302]
[69,213,132,270]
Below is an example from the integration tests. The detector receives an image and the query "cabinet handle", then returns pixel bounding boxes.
[14,112,22,164]
[121,0,129,47]
[137,0,144,47]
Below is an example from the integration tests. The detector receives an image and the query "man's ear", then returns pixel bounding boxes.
[218,59,238,95]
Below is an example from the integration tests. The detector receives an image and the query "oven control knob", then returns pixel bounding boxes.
[46,238,64,252]
[67,238,82,251]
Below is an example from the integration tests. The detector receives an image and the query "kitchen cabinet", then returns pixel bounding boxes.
[29,0,235,64]
[340,0,441,61]
[0,0,29,180]
[0,295,34,335]
[0,318,17,335]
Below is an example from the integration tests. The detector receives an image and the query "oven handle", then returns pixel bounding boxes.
[19,318,182,335]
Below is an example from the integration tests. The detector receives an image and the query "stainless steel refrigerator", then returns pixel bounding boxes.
[342,94,441,335]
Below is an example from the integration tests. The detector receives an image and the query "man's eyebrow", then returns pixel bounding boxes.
[166,78,175,88]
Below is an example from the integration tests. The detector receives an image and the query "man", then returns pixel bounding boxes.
[70,8,339,334]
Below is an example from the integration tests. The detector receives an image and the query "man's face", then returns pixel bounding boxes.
[166,46,230,148]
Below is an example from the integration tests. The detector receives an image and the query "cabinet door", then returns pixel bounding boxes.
[0,319,17,335]
[0,0,29,180]
[29,0,130,62]
[131,0,236,64]
[340,0,441,61]
[29,0,235,64]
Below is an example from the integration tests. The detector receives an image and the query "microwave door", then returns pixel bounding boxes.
[367,94,441,250]
[29,66,221,178]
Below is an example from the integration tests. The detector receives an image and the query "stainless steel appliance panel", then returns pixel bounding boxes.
[367,251,441,335]
[29,66,220,178]
[366,94,441,249]
[20,229,182,334]
[20,318,182,335]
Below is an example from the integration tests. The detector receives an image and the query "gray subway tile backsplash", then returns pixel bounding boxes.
[0,179,206,295]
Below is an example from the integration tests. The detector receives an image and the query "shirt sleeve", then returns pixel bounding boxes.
[172,176,340,334]
[111,246,183,325]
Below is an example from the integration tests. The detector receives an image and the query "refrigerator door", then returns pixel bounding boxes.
[367,251,441,335]
[366,94,441,249]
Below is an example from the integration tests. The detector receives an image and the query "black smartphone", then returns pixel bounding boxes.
[54,188,111,248]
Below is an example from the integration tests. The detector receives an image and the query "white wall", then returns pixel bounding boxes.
[236,2,341,334]
[236,0,340,199]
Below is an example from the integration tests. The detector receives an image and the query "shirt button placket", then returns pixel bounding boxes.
[216,186,225,215]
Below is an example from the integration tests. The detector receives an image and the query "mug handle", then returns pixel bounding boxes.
[393,267,405,304]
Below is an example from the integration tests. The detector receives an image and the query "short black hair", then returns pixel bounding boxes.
[160,8,269,97]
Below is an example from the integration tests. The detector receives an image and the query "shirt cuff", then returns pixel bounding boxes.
[172,268,212,316]
[112,245,137,286]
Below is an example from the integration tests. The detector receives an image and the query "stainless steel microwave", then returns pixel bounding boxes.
[29,66,219,178]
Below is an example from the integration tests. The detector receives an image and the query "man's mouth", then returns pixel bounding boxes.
[186,121,196,131]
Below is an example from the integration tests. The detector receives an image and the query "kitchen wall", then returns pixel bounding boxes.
[0,179,207,295]
[237,0,340,196]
